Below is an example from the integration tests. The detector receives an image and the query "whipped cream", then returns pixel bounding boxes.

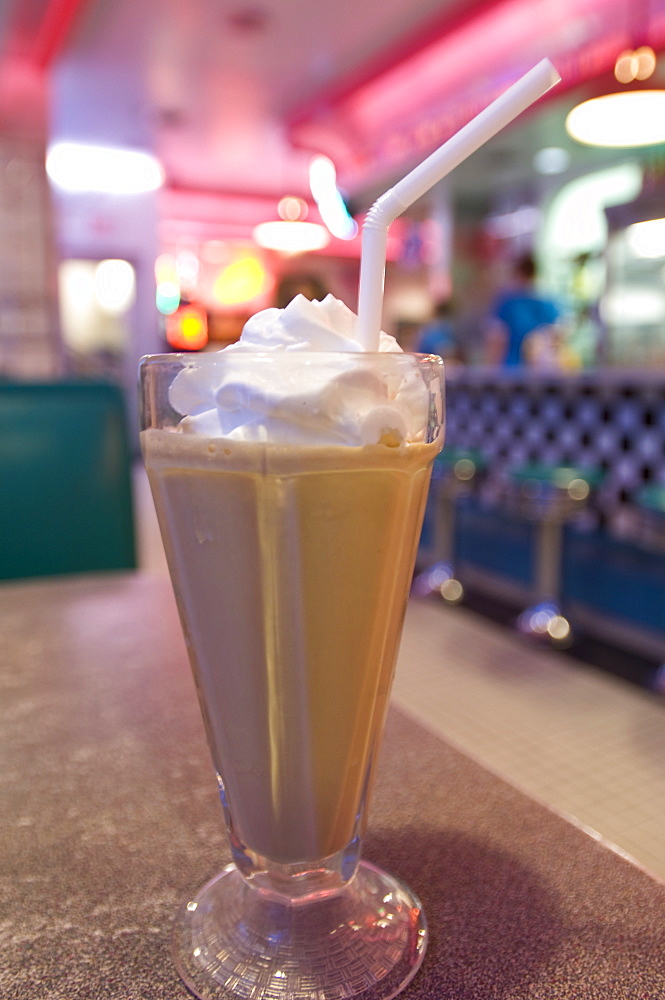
[224,294,400,354]
[168,294,431,446]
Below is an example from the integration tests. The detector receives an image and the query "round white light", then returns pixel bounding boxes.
[626,218,665,259]
[547,615,571,641]
[175,250,200,286]
[278,196,307,221]
[94,259,136,314]
[532,146,571,174]
[253,220,330,253]
[600,285,665,326]
[566,91,665,148]
[46,142,165,194]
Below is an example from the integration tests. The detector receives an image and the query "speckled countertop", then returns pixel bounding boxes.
[1,573,663,1000]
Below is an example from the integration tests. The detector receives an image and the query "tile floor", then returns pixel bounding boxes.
[133,465,665,884]
[393,598,665,883]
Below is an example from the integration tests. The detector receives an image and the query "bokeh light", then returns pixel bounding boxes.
[213,255,272,306]
[566,92,665,148]
[166,303,208,351]
[532,146,570,175]
[156,281,181,315]
[278,197,307,221]
[253,220,330,253]
[627,218,665,259]
[454,458,476,481]
[94,259,136,314]
[46,142,164,194]
[309,154,358,240]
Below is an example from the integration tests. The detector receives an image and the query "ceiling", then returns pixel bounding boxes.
[1,0,665,243]
[46,0,470,195]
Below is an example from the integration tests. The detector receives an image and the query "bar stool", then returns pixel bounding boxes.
[505,463,603,644]
[634,484,665,693]
[414,447,486,603]
[635,484,665,553]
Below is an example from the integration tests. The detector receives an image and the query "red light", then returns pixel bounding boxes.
[166,303,209,351]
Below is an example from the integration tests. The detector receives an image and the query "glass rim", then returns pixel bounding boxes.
[139,350,445,366]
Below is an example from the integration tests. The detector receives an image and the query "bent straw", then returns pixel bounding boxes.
[356,58,561,350]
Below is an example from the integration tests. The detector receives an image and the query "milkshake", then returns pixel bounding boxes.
[141,297,443,873]
[140,294,443,1000]
[137,59,558,1000]
[144,431,436,864]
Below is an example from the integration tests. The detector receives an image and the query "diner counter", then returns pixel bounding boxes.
[1,572,664,999]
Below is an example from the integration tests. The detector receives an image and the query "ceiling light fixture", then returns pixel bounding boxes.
[46,142,164,194]
[565,1,664,150]
[253,221,330,253]
[566,90,665,148]
[252,196,329,253]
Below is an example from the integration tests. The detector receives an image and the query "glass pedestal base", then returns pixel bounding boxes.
[173,860,428,1000]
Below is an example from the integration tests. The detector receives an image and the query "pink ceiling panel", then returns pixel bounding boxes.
[288,0,665,194]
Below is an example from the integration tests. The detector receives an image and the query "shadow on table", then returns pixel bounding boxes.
[364,825,564,999]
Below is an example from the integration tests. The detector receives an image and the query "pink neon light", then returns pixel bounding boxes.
[344,0,611,133]
[158,204,405,262]
[32,0,90,67]
[287,0,665,190]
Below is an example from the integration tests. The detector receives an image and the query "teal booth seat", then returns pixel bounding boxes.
[0,380,136,580]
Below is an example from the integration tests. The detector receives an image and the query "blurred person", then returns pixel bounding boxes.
[414,299,461,361]
[485,253,561,367]
[521,324,564,370]
[564,304,601,369]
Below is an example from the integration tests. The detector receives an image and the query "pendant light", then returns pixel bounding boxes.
[566,1,665,148]
[253,196,330,253]
[566,85,665,148]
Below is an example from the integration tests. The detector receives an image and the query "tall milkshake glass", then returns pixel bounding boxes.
[138,56,559,1000]
[140,348,444,1000]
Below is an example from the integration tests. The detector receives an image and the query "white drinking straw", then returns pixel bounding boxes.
[356,58,561,350]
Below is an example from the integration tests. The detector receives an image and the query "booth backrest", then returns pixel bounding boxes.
[0,381,136,580]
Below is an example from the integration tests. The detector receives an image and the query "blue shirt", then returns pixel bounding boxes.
[493,291,559,366]
[415,320,457,358]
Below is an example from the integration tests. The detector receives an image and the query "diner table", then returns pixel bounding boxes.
[1,571,664,1000]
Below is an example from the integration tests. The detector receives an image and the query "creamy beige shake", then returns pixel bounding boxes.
[141,294,443,868]
[143,430,437,863]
